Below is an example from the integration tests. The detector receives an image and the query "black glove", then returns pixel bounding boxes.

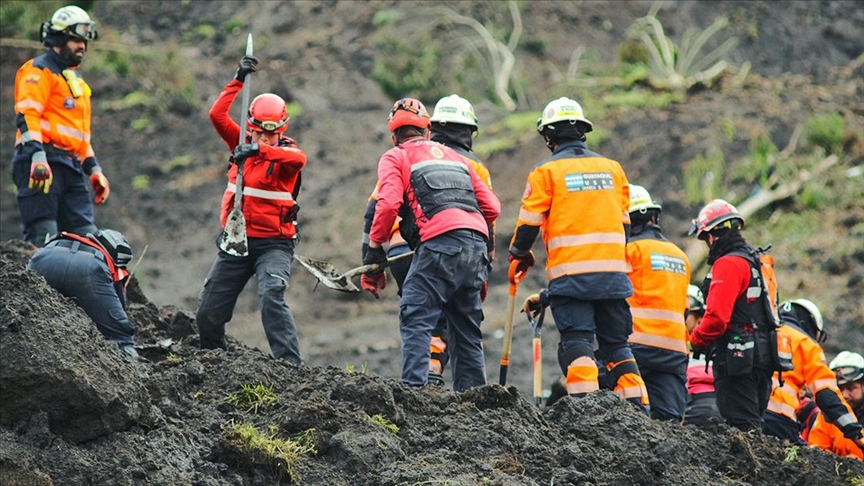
[234,55,259,82]
[363,246,387,275]
[508,249,535,274]
[841,422,864,440]
[232,143,259,165]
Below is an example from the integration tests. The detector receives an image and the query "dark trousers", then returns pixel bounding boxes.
[684,392,723,427]
[714,364,773,431]
[763,410,807,445]
[631,344,688,421]
[12,156,97,246]
[196,238,301,364]
[28,241,134,345]
[399,230,489,392]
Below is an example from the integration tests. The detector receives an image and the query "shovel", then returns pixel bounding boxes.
[498,259,528,386]
[220,33,254,257]
[526,304,546,406]
[294,251,414,293]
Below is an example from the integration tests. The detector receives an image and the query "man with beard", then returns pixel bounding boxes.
[11,5,109,247]
[809,351,864,459]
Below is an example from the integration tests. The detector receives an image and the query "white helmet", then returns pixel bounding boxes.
[780,298,825,341]
[536,97,593,133]
[430,94,478,127]
[43,5,98,43]
[687,284,705,314]
[830,351,864,386]
[628,184,662,214]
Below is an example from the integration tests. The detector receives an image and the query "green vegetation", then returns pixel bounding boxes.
[368,413,400,434]
[806,112,845,154]
[225,383,278,413]
[627,3,738,92]
[683,148,726,204]
[372,37,445,101]
[345,361,368,374]
[131,174,150,191]
[782,445,798,463]
[164,352,182,365]
[167,155,193,172]
[131,117,150,132]
[225,421,316,483]
[0,1,67,40]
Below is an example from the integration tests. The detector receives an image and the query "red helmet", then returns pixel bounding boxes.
[247,93,289,133]
[689,199,744,239]
[387,98,431,132]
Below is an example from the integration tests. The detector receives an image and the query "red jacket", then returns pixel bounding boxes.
[210,80,306,239]
[369,137,499,246]
[690,255,750,350]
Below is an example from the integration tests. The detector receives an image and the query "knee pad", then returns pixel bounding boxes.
[606,354,649,408]
[558,339,599,397]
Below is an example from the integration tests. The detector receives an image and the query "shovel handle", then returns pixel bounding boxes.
[498,270,521,385]
[343,250,415,280]
[528,306,545,406]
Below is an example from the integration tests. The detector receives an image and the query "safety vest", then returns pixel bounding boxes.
[14,50,95,165]
[515,142,630,282]
[626,227,691,354]
[808,411,864,460]
[767,324,855,424]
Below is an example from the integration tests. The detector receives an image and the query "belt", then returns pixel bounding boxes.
[50,239,104,259]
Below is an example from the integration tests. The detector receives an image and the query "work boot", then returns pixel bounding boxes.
[428,372,445,387]
[546,378,568,407]
[119,344,139,360]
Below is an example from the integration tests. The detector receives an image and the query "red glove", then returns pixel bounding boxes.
[508,250,535,274]
[361,273,386,299]
[28,155,53,194]
[90,172,110,204]
[480,281,488,302]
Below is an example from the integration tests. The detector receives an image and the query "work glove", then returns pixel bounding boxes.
[362,246,387,275]
[28,153,52,194]
[521,293,544,319]
[234,55,259,82]
[361,273,386,299]
[232,143,259,165]
[841,422,864,440]
[508,250,535,274]
[480,281,488,303]
[90,171,110,204]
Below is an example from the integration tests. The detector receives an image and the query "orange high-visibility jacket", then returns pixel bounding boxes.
[767,324,855,425]
[513,141,631,289]
[809,411,863,460]
[626,227,691,354]
[14,50,96,167]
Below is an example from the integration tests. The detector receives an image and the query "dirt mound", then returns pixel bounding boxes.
[1,240,861,485]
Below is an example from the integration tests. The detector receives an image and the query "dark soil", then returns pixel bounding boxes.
[1,1,863,484]
[2,243,863,485]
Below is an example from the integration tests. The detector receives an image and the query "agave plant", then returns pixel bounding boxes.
[629,4,738,91]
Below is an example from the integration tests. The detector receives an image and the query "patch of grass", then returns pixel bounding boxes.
[131,175,150,192]
[601,89,683,110]
[164,352,182,365]
[783,445,799,463]
[225,421,316,483]
[221,16,245,34]
[368,413,399,434]
[372,36,446,101]
[848,474,864,485]
[131,117,151,132]
[806,112,844,154]
[0,1,64,39]
[345,361,368,374]
[167,155,192,172]
[683,147,726,204]
[225,383,278,413]
[372,9,401,27]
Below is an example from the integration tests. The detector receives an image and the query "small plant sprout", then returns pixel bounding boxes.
[368,413,400,434]
[225,383,278,413]
[225,421,316,483]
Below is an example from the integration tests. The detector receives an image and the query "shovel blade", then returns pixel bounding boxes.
[293,254,360,293]
[220,209,249,257]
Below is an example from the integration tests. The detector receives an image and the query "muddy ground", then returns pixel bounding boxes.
[1,1,863,484]
[2,242,863,485]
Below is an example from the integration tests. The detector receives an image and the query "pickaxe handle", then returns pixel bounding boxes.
[342,250,415,280]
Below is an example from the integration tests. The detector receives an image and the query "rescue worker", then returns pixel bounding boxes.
[362,98,500,392]
[688,199,780,431]
[763,299,857,445]
[684,284,723,426]
[196,54,307,365]
[809,351,864,459]
[516,97,649,410]
[361,94,495,388]
[625,184,691,421]
[28,229,136,358]
[12,5,109,247]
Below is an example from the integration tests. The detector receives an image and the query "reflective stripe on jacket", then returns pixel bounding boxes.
[626,226,691,354]
[511,140,631,298]
[369,138,499,246]
[767,324,854,425]
[210,80,307,239]
[14,50,95,166]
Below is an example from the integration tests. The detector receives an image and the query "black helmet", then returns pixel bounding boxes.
[94,229,132,268]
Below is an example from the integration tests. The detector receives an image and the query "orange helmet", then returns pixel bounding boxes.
[689,199,744,240]
[247,94,289,133]
[387,98,431,132]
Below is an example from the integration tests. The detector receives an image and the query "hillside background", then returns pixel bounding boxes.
[1,0,862,390]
